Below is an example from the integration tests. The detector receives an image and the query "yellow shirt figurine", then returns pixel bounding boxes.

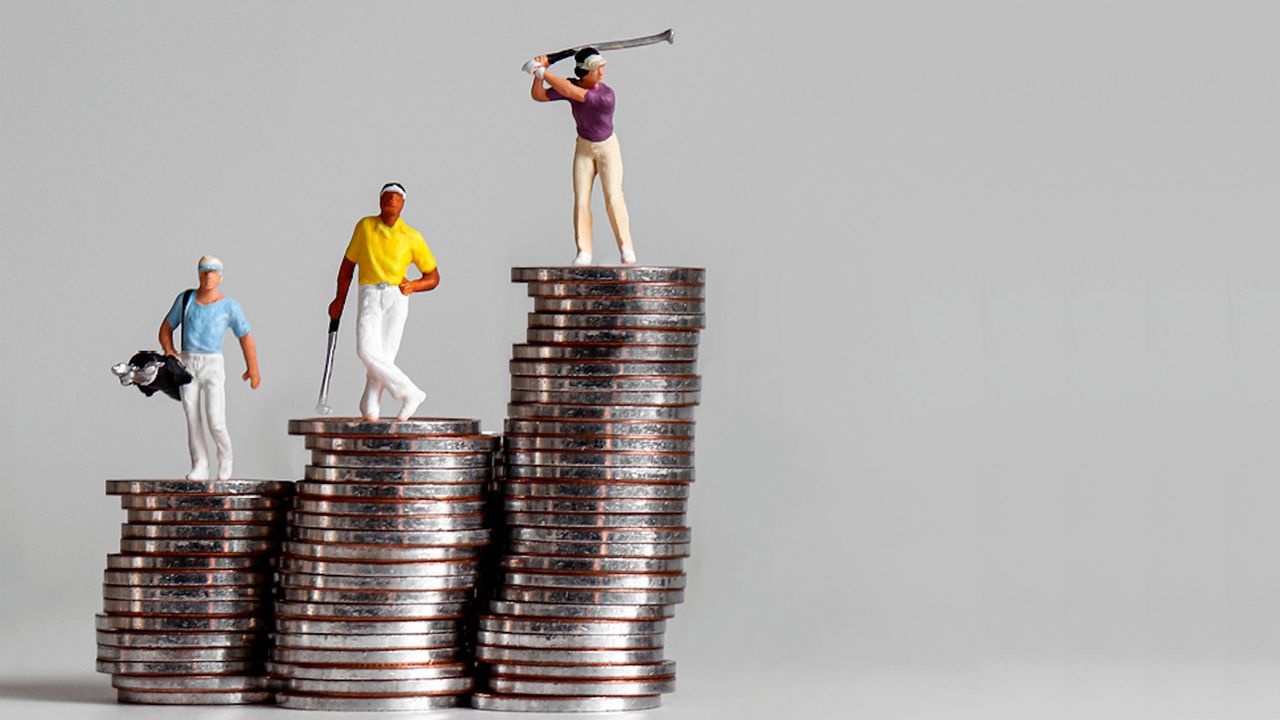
[344,216,437,286]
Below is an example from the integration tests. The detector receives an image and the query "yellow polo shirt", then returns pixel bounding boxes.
[344,216,437,285]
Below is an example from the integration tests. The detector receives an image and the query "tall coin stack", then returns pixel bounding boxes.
[271,418,498,711]
[472,266,705,713]
[96,479,294,704]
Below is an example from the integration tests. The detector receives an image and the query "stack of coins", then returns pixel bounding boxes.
[472,267,704,713]
[271,418,498,711]
[96,479,294,704]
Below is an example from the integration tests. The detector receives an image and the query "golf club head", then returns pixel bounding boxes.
[315,402,334,415]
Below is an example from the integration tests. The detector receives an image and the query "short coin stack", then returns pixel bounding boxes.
[472,266,705,713]
[272,418,498,711]
[96,479,294,704]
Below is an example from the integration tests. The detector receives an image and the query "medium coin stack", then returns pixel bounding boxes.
[272,418,499,711]
[96,479,294,704]
[472,266,704,713]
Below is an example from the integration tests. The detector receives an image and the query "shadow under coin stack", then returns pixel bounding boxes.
[271,418,498,711]
[472,266,705,713]
[96,479,294,704]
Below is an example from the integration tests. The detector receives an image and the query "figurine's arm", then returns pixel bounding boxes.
[328,257,356,321]
[399,268,440,296]
[159,320,178,357]
[531,74,550,102]
[540,68,587,103]
[239,333,260,389]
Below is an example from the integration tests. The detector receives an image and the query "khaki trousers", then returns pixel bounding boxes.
[572,134,633,256]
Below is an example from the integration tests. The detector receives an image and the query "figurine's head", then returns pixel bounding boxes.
[197,255,223,290]
[379,183,406,218]
[574,48,606,87]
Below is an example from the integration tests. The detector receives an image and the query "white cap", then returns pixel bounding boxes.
[577,53,606,72]
[381,183,406,198]
[197,255,223,273]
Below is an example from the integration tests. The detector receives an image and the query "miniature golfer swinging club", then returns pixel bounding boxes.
[327,183,439,421]
[157,256,260,481]
[524,29,674,266]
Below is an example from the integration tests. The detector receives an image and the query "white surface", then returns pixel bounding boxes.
[4,1,1280,718]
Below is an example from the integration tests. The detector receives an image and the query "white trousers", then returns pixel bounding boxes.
[179,352,231,480]
[572,134,633,256]
[356,283,421,418]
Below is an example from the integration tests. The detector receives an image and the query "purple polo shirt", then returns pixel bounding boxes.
[546,82,616,142]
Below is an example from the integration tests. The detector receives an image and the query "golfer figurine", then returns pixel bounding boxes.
[158,256,260,481]
[328,183,437,421]
[530,48,637,266]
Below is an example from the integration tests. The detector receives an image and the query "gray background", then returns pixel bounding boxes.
[2,1,1279,718]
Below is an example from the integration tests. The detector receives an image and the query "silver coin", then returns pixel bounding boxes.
[103,585,264,601]
[288,511,484,532]
[504,497,686,514]
[106,479,294,496]
[120,523,278,539]
[276,694,462,710]
[268,661,466,681]
[471,692,662,712]
[499,587,684,606]
[511,376,702,394]
[505,435,694,454]
[297,480,484,499]
[101,599,261,614]
[96,659,255,675]
[486,660,675,679]
[509,361,699,378]
[506,512,686,529]
[488,601,674,620]
[475,646,665,664]
[524,281,704,299]
[293,498,485,516]
[273,601,465,619]
[503,572,684,590]
[97,631,258,648]
[504,480,690,498]
[505,451,694,468]
[271,632,459,650]
[502,555,684,574]
[282,541,479,562]
[532,297,704,314]
[96,613,265,632]
[512,266,704,283]
[479,617,666,636]
[305,434,499,453]
[512,343,698,362]
[118,538,277,555]
[510,390,702,407]
[311,451,492,469]
[277,557,478,578]
[510,527,690,544]
[116,689,271,705]
[488,676,675,696]
[527,312,705,331]
[504,419,695,437]
[508,540,691,558]
[279,572,474,591]
[526,328,700,346]
[507,402,696,421]
[112,674,269,691]
[97,645,254,662]
[476,631,662,650]
[119,495,285,510]
[282,676,472,695]
[272,646,459,665]
[304,465,492,483]
[272,620,461,639]
[125,509,285,524]
[288,527,489,547]
[103,570,268,586]
[288,417,480,436]
[277,587,469,605]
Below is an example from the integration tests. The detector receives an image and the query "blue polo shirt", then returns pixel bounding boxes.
[165,292,251,354]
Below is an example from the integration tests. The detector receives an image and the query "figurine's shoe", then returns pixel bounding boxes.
[186,465,210,481]
[398,389,426,420]
[572,252,593,266]
[216,463,233,481]
[621,249,637,265]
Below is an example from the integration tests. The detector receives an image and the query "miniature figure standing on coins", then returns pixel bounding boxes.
[529,48,637,267]
[159,255,260,480]
[327,183,438,421]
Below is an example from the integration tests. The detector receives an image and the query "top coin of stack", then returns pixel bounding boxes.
[474,267,704,713]
[96,479,294,705]
[271,418,498,712]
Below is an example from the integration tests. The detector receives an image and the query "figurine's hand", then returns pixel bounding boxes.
[163,349,179,359]
[398,279,414,296]
[327,298,343,321]
[243,369,261,389]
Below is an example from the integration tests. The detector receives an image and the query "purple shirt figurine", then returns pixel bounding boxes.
[546,82,616,142]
